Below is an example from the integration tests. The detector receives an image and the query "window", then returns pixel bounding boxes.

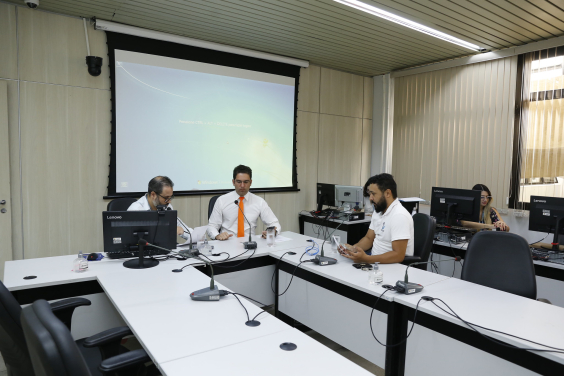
[510,47,564,209]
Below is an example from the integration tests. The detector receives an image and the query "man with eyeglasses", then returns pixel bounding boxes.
[128,176,199,242]
[207,165,281,241]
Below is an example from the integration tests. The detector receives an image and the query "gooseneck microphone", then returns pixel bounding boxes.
[234,200,257,250]
[395,257,462,295]
[190,257,222,301]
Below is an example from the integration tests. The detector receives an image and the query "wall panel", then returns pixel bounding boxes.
[0,4,17,80]
[19,82,111,258]
[18,8,109,90]
[320,68,364,118]
[318,114,363,186]
[297,65,320,113]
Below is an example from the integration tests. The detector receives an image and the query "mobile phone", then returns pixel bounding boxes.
[352,263,372,270]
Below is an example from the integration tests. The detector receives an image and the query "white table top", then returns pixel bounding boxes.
[97,265,290,365]
[3,232,313,291]
[159,328,374,376]
[395,277,564,364]
[270,248,451,302]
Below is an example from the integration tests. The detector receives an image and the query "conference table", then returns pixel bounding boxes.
[5,232,564,376]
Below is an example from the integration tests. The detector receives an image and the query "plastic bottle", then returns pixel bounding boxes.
[72,251,88,273]
[368,262,383,284]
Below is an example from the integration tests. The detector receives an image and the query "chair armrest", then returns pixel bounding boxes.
[49,298,91,330]
[83,326,132,348]
[401,256,422,265]
[84,326,133,360]
[99,349,150,374]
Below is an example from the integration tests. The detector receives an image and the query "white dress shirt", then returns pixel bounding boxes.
[369,198,414,256]
[207,190,281,239]
[128,195,206,243]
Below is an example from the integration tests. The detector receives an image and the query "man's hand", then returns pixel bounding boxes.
[177,226,184,236]
[262,229,278,239]
[340,244,367,263]
[215,232,233,241]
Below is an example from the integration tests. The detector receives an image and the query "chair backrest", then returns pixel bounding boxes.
[107,198,137,211]
[461,231,537,299]
[412,213,436,270]
[0,279,35,376]
[21,300,91,376]
[208,195,221,220]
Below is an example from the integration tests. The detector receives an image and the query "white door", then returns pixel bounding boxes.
[0,81,13,279]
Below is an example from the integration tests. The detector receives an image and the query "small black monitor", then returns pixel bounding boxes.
[316,183,336,212]
[430,187,481,226]
[529,196,564,251]
[102,210,177,268]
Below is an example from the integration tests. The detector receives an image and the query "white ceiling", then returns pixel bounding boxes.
[7,0,564,76]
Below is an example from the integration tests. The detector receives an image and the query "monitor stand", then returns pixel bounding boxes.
[123,232,159,269]
[542,215,564,252]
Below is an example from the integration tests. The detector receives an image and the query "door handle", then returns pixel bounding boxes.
[0,209,6,214]
[0,200,5,205]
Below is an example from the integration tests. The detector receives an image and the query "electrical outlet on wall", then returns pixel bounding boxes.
[514,210,526,217]
[498,208,509,215]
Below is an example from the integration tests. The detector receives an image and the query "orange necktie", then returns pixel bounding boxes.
[237,197,245,237]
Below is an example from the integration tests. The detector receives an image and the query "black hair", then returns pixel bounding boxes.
[472,183,491,196]
[233,165,252,180]
[148,176,174,195]
[364,173,398,199]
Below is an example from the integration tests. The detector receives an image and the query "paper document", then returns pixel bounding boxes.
[275,235,293,243]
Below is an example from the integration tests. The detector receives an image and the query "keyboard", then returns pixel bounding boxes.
[436,224,475,233]
[530,247,564,264]
[106,249,169,259]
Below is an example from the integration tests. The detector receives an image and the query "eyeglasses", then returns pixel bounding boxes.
[234,180,251,185]
[157,193,174,202]
[480,196,492,200]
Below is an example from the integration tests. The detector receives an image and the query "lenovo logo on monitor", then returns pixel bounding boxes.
[107,216,122,220]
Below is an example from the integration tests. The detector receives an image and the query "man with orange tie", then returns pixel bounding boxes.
[207,165,281,241]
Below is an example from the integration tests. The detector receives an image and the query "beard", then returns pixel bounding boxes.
[373,196,388,213]
[152,197,160,208]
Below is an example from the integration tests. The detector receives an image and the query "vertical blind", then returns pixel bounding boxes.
[392,56,518,208]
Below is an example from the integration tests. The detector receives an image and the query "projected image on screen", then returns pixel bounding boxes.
[114,50,296,193]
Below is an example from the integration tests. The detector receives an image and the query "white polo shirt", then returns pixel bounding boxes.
[369,198,414,256]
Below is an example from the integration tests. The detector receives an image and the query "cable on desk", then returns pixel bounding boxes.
[271,251,297,294]
[211,248,256,269]
[427,297,564,354]
[225,292,270,323]
[369,289,424,347]
[276,251,314,297]
[529,233,550,246]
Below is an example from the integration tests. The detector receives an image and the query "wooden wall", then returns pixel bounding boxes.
[0,4,373,263]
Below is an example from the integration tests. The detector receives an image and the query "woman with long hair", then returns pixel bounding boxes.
[472,184,509,231]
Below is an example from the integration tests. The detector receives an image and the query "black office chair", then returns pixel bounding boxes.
[107,198,137,211]
[461,231,541,300]
[402,213,436,270]
[0,279,93,375]
[208,195,221,219]
[21,300,151,376]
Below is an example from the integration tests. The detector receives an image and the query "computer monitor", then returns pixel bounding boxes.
[316,183,336,212]
[529,195,564,251]
[102,210,177,268]
[430,187,481,226]
[335,185,364,209]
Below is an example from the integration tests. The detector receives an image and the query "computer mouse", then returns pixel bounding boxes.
[87,253,99,261]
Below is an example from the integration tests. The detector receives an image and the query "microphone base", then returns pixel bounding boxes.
[243,241,257,250]
[313,255,337,266]
[245,320,261,327]
[123,258,159,269]
[395,280,424,295]
[190,285,220,301]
